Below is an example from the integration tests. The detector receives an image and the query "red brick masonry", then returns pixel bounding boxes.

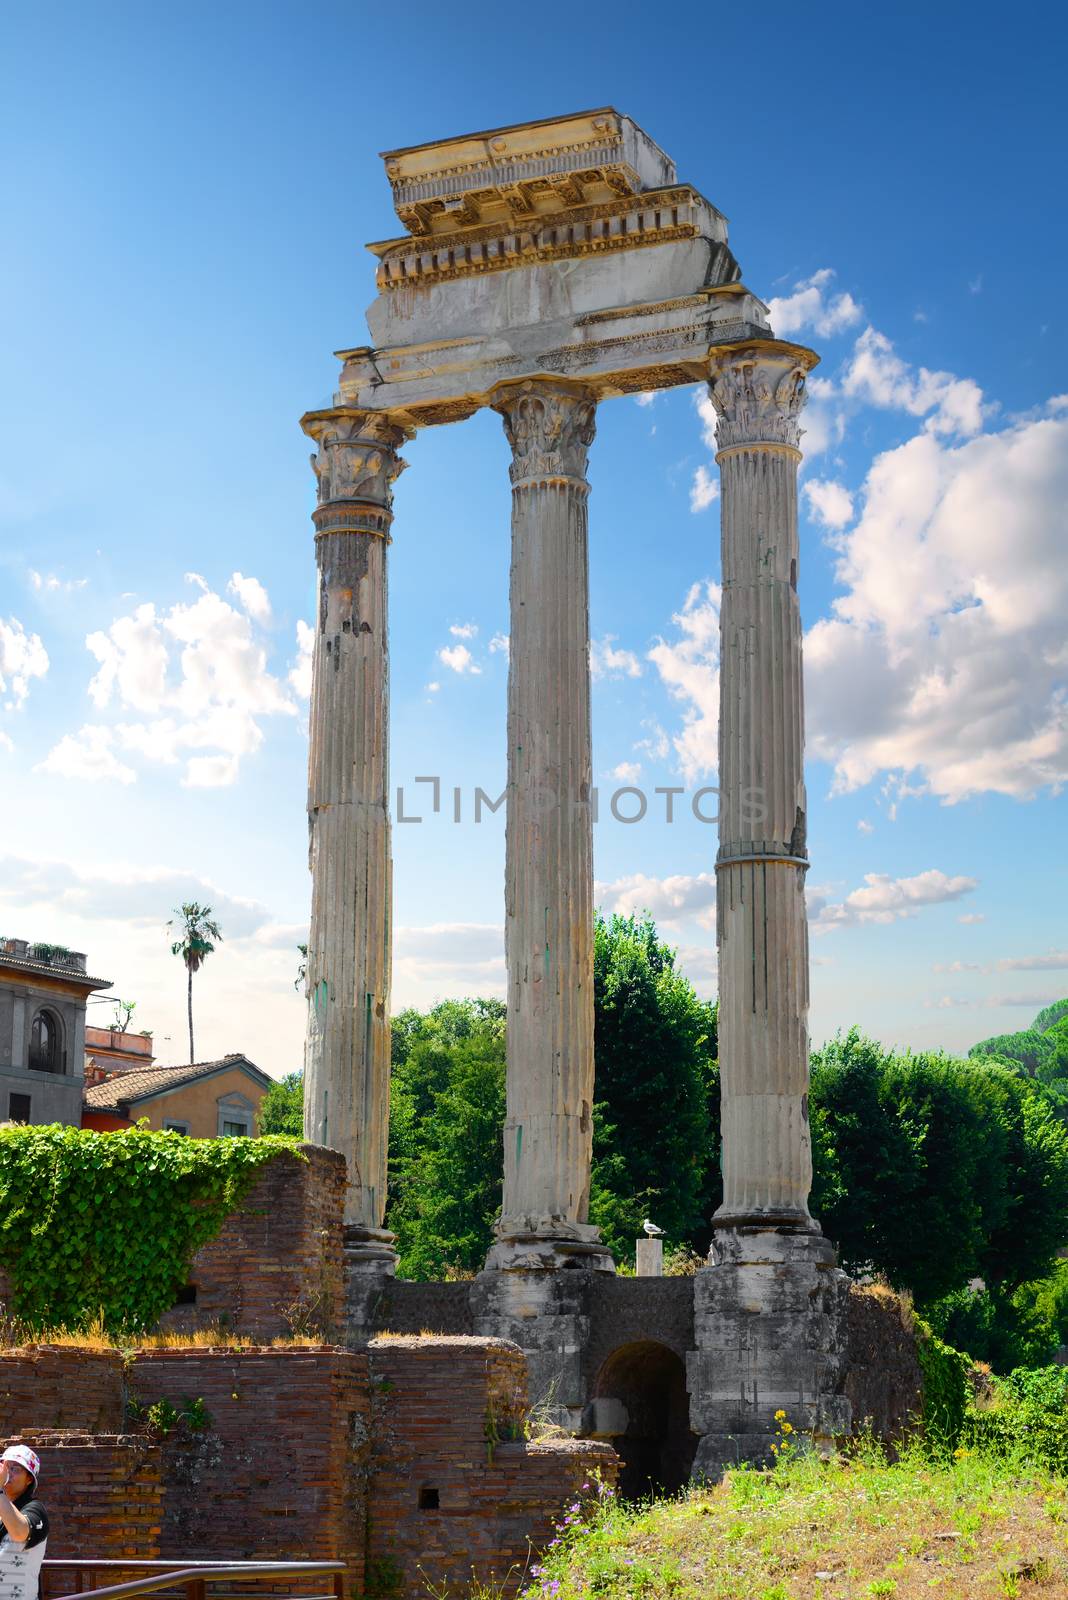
[4,1431,161,1561]
[0,1339,615,1598]
[367,1337,618,1596]
[157,1145,347,1341]
[130,1347,369,1596]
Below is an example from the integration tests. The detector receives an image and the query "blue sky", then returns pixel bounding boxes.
[2,0,1065,1074]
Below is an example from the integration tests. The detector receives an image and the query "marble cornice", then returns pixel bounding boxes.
[369,186,728,291]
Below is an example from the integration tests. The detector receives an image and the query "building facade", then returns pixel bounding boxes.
[82,1054,272,1136]
[0,938,111,1126]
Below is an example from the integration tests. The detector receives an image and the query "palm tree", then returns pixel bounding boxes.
[168,903,222,1064]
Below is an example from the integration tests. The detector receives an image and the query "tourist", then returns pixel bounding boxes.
[0,1446,49,1600]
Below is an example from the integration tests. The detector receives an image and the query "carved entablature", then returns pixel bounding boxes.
[369,186,727,292]
[302,409,412,513]
[379,109,676,238]
[706,342,820,453]
[491,381,597,490]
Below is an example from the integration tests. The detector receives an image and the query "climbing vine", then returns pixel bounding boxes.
[915,1316,970,1452]
[0,1125,301,1333]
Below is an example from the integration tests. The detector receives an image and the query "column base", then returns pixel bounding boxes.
[687,1222,851,1480]
[485,1216,615,1274]
[343,1223,398,1273]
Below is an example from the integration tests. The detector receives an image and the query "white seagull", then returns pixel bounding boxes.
[641,1218,664,1237]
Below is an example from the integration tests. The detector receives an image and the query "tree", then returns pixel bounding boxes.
[970,997,1068,1126]
[167,903,222,1065]
[109,998,137,1033]
[259,1071,304,1136]
[387,999,506,1277]
[810,1029,1068,1307]
[590,914,717,1263]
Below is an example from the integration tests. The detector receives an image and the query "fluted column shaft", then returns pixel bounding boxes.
[487,379,607,1266]
[708,342,819,1230]
[301,406,409,1251]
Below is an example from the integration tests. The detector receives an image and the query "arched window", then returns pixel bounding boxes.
[29,1010,62,1074]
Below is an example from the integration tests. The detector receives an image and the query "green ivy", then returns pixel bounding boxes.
[0,1125,301,1333]
[914,1315,970,1452]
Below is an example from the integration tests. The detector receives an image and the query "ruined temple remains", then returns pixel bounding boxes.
[301,109,851,1469]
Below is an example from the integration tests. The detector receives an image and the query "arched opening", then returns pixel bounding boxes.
[28,1010,63,1074]
[593,1340,696,1501]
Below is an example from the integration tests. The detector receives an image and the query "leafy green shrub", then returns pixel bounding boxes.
[964,1365,1068,1474]
[0,1125,299,1333]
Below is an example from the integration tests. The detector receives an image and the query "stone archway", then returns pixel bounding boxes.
[593,1340,696,1500]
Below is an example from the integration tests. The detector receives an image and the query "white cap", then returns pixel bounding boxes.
[1,1446,40,1484]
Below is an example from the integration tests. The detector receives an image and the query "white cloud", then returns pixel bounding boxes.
[611,760,642,782]
[0,617,49,711]
[695,389,718,450]
[989,991,1062,1009]
[767,269,863,339]
[590,635,642,681]
[596,870,718,930]
[289,620,314,699]
[841,327,986,437]
[932,960,982,974]
[425,680,441,694]
[438,643,481,675]
[690,464,720,513]
[228,572,271,623]
[857,819,874,835]
[36,725,136,785]
[995,951,1068,972]
[806,411,1068,803]
[449,622,478,639]
[488,632,509,656]
[959,913,986,925]
[635,721,670,762]
[393,922,506,1007]
[647,580,720,781]
[51,575,295,787]
[813,868,978,933]
[634,391,657,408]
[29,571,87,594]
[803,478,854,531]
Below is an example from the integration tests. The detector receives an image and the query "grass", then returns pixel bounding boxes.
[505,1443,1068,1600]
[0,1312,333,1352]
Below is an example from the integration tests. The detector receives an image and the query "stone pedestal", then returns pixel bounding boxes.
[635,1238,664,1277]
[470,1267,594,1429]
[688,1227,851,1475]
[485,378,612,1276]
[300,406,410,1265]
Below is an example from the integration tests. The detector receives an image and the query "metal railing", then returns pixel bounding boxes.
[43,1560,346,1600]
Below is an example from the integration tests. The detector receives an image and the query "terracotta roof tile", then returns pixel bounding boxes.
[83,1054,269,1110]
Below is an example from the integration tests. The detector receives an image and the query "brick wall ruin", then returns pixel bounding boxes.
[130,1348,369,1595]
[367,1337,617,1596]
[0,1338,617,1598]
[157,1145,347,1341]
[844,1284,924,1446]
[5,1431,162,1561]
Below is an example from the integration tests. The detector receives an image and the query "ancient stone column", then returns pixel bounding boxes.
[301,406,410,1271]
[710,342,818,1231]
[484,378,611,1274]
[687,341,850,1475]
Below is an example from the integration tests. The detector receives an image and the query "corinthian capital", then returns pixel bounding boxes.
[706,341,819,454]
[302,408,412,510]
[491,380,597,488]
